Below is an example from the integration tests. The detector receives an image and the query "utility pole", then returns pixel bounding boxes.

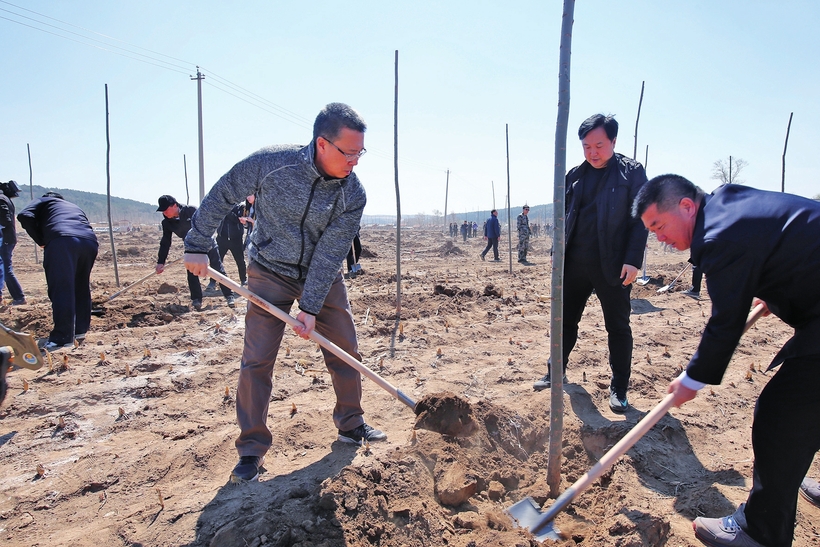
[191,67,205,204]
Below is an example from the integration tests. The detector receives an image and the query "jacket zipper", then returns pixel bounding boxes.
[297,177,322,279]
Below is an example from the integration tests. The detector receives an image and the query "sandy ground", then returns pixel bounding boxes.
[1,226,818,547]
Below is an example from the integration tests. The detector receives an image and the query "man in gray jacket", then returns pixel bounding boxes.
[184,103,385,483]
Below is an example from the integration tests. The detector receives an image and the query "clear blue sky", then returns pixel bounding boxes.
[1,0,818,217]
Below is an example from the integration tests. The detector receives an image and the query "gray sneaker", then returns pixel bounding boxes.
[191,299,202,311]
[479,253,485,261]
[800,477,820,508]
[609,387,629,413]
[693,503,765,547]
[533,373,568,391]
[682,289,701,300]
[231,455,264,483]
[338,423,387,444]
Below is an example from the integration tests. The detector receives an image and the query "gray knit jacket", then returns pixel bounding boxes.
[184,141,366,315]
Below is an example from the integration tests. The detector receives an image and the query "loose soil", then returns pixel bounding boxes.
[1,227,818,547]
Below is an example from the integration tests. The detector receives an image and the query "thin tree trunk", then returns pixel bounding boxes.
[105,84,120,286]
[505,125,512,272]
[443,169,449,234]
[633,81,644,160]
[26,143,39,264]
[393,50,401,316]
[782,112,793,193]
[548,0,575,498]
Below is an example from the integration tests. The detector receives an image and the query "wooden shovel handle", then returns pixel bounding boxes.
[532,301,769,533]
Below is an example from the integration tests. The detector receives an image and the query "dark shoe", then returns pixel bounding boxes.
[693,504,765,547]
[479,253,485,261]
[191,299,202,311]
[226,295,236,308]
[800,477,820,508]
[683,289,701,300]
[493,258,501,262]
[206,280,217,291]
[0,347,10,404]
[74,333,87,344]
[231,455,264,483]
[609,387,629,413]
[11,297,26,305]
[533,373,568,391]
[338,423,387,444]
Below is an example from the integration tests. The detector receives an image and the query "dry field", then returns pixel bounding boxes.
[1,226,818,546]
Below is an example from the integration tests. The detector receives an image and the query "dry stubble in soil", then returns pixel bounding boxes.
[0,227,818,546]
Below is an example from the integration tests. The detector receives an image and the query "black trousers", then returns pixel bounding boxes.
[744,355,820,547]
[188,247,232,300]
[43,236,98,345]
[561,257,633,393]
[481,237,499,260]
[217,234,247,284]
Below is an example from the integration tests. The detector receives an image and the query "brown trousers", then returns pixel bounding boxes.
[235,261,363,457]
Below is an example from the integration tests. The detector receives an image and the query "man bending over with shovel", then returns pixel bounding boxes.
[634,174,820,547]
[184,103,386,484]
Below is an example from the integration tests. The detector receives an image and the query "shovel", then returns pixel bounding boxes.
[350,241,362,275]
[205,267,417,411]
[506,303,767,541]
[635,247,650,286]
[657,262,691,294]
[107,258,181,301]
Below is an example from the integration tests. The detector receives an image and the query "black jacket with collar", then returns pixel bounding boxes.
[687,184,820,384]
[158,205,196,265]
[565,153,648,285]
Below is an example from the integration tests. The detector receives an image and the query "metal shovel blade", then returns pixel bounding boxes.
[635,276,650,286]
[506,497,562,541]
[656,280,676,293]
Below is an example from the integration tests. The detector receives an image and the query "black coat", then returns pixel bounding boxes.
[158,205,197,264]
[17,196,97,247]
[687,184,820,384]
[565,153,648,285]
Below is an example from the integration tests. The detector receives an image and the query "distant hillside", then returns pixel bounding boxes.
[11,186,159,225]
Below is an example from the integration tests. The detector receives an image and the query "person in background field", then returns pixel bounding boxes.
[633,173,820,547]
[345,225,362,276]
[155,195,235,311]
[472,221,478,238]
[532,114,648,414]
[479,209,501,262]
[205,201,248,291]
[0,180,25,304]
[461,220,469,242]
[17,192,98,350]
[241,194,256,249]
[183,102,385,484]
[517,205,533,265]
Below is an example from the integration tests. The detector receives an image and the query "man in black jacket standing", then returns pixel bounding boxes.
[634,174,820,547]
[156,195,234,310]
[532,114,648,413]
[17,192,98,350]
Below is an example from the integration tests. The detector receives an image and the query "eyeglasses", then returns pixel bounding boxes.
[322,136,366,161]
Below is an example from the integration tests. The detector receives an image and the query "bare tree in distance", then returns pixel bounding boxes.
[711,157,748,184]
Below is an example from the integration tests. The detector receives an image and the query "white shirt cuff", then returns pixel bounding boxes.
[678,371,706,391]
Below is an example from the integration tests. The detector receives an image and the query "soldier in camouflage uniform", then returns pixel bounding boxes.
[516,205,532,265]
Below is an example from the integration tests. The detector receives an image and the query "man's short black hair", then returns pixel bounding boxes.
[313,103,367,142]
[632,174,704,219]
[491,209,497,214]
[43,191,64,199]
[578,113,618,141]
